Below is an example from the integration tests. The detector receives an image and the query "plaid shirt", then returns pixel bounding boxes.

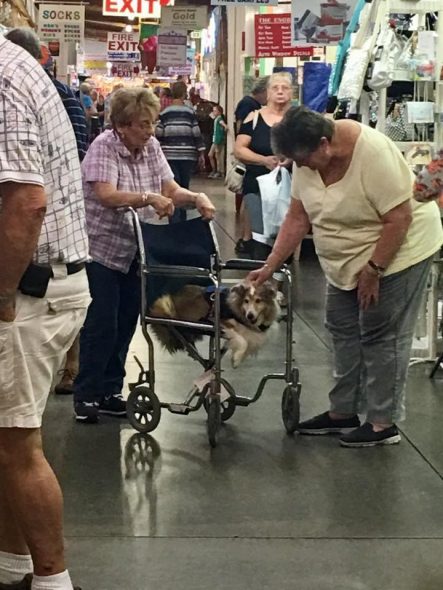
[82,130,174,273]
[0,36,88,265]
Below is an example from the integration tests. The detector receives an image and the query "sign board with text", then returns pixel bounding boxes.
[38,4,85,45]
[211,0,277,5]
[160,6,208,30]
[291,0,357,45]
[103,0,173,18]
[107,32,140,61]
[255,14,313,58]
[157,28,187,67]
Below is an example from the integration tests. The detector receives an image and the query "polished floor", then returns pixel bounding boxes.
[43,178,443,590]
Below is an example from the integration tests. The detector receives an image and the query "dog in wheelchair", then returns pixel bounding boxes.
[149,281,280,368]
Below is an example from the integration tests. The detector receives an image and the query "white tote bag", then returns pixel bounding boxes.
[257,166,292,238]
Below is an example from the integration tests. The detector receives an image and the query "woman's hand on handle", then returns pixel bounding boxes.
[148,193,175,219]
[195,192,216,220]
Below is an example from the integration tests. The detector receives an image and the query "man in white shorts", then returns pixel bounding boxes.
[0,35,90,590]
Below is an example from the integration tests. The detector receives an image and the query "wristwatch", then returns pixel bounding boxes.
[367,259,386,277]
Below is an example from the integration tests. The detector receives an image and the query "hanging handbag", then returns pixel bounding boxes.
[367,24,404,90]
[226,111,259,193]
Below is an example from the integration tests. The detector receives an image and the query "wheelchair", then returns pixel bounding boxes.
[126,209,301,447]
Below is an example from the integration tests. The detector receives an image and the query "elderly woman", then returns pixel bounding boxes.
[74,87,215,423]
[249,106,443,448]
[234,72,293,259]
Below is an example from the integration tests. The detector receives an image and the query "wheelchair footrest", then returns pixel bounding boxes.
[167,403,192,415]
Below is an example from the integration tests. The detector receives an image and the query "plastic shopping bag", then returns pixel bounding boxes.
[257,166,292,238]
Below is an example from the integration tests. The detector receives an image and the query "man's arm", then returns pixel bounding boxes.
[0,183,47,321]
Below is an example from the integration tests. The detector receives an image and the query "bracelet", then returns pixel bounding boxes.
[140,191,150,205]
[367,259,386,277]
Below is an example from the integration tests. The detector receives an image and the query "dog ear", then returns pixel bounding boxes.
[261,281,278,300]
[230,283,247,298]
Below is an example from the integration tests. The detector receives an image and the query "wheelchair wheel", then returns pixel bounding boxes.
[127,386,161,434]
[281,384,301,434]
[203,378,236,422]
[207,396,221,448]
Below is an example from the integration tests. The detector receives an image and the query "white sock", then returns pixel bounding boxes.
[0,550,33,584]
[31,570,73,590]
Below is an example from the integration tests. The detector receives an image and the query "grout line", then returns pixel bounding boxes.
[64,534,443,541]
[398,429,443,481]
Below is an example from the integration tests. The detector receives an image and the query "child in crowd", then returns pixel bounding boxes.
[209,104,228,179]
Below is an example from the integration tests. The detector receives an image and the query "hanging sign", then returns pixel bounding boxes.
[103,0,173,18]
[160,6,208,30]
[157,28,187,67]
[291,0,358,46]
[255,14,314,58]
[211,0,278,4]
[38,4,85,45]
[107,32,141,61]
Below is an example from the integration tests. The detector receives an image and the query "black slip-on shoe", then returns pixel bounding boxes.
[340,423,401,448]
[297,411,360,435]
[0,574,82,590]
[0,575,33,589]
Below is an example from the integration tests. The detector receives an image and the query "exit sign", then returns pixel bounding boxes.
[103,0,173,18]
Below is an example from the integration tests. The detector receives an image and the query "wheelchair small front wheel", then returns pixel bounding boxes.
[203,378,236,422]
[127,386,161,434]
[281,384,301,434]
[207,396,221,448]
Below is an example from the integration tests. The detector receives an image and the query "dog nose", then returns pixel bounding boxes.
[247,312,256,322]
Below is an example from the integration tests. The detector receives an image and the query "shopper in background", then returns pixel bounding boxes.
[74,87,215,424]
[155,80,206,219]
[234,77,268,136]
[234,72,293,260]
[233,77,269,255]
[159,86,173,112]
[104,83,124,128]
[249,106,443,448]
[79,82,97,139]
[97,94,105,130]
[0,34,89,590]
[208,104,228,179]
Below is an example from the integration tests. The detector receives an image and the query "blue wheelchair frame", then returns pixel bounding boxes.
[128,209,301,447]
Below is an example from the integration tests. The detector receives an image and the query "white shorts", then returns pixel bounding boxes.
[0,267,91,428]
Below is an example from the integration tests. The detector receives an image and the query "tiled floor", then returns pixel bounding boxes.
[43,178,443,589]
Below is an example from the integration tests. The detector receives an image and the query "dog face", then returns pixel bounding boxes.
[229,281,278,327]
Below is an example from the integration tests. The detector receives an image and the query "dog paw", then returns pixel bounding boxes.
[231,352,244,368]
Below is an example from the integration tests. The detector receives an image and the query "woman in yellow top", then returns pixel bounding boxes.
[249,106,443,448]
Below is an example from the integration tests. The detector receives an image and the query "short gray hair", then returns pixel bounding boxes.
[5,28,41,59]
[251,77,269,96]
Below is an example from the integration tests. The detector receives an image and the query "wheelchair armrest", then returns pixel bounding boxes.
[146,264,211,279]
[222,259,291,274]
[223,259,264,271]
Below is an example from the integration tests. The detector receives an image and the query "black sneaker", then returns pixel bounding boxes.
[99,393,127,417]
[297,411,360,435]
[340,423,401,448]
[74,401,99,424]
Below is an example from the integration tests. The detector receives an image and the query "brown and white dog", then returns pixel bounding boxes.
[149,281,280,367]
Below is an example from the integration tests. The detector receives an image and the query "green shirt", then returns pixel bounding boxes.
[213,115,226,145]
